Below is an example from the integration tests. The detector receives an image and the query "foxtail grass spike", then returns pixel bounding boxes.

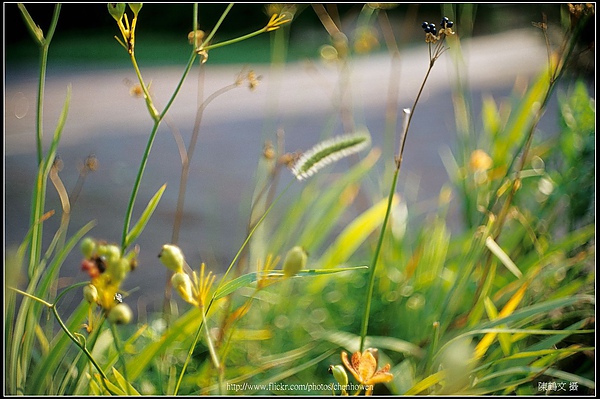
[291,130,372,181]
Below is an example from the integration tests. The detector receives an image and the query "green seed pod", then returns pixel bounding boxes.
[159,244,185,273]
[329,364,349,387]
[108,303,133,325]
[283,246,307,277]
[171,272,195,304]
[128,3,143,17]
[80,237,96,259]
[96,243,121,264]
[107,3,126,22]
[109,258,132,283]
[83,284,99,304]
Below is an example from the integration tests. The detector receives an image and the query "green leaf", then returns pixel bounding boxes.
[405,370,446,395]
[316,330,425,359]
[124,183,166,249]
[318,195,398,270]
[214,266,368,300]
[485,236,522,279]
[112,367,141,395]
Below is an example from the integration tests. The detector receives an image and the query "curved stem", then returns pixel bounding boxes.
[11,284,112,393]
[171,81,239,244]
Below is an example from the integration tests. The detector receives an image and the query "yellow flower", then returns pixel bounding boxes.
[256,253,281,290]
[469,149,493,172]
[341,349,393,395]
[171,262,216,309]
[265,13,292,32]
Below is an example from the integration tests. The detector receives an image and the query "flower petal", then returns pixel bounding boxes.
[341,351,362,383]
[367,363,394,385]
[357,351,377,382]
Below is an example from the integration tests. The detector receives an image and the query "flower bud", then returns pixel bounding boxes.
[282,246,307,277]
[329,364,349,387]
[171,272,195,304]
[108,303,133,324]
[83,284,99,304]
[107,3,126,22]
[80,237,96,259]
[159,244,185,273]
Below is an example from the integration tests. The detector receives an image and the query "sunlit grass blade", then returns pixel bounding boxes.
[316,330,425,359]
[297,148,381,251]
[125,307,201,380]
[473,365,595,391]
[404,370,446,395]
[29,85,71,277]
[474,282,527,359]
[317,195,399,270]
[214,266,368,300]
[198,343,320,394]
[124,183,166,250]
[485,236,522,279]
[244,349,337,395]
[112,367,141,395]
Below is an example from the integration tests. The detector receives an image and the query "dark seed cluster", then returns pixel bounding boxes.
[441,16,454,29]
[421,21,437,35]
[421,16,454,35]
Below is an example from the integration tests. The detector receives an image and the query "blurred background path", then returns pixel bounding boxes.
[5,28,563,313]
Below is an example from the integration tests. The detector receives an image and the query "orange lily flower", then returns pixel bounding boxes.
[341,349,393,395]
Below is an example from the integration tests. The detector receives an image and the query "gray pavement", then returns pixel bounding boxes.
[5,29,554,313]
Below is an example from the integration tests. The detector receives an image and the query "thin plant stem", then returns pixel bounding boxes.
[202,308,224,395]
[110,323,132,395]
[359,46,439,352]
[200,3,234,49]
[171,81,240,244]
[120,6,200,251]
[18,3,61,165]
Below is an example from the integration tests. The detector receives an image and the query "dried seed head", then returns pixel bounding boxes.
[188,30,205,47]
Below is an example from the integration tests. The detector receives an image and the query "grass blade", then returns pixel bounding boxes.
[124,183,166,250]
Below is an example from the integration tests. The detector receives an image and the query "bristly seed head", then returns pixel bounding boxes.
[291,130,371,181]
